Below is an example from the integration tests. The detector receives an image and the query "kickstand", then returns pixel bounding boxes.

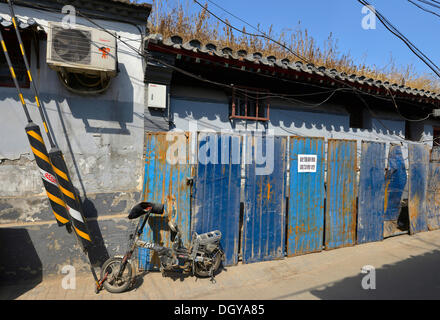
[209,266,216,284]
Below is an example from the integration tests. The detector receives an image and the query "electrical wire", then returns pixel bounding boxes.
[408,0,440,18]
[413,0,440,10]
[192,0,308,63]
[386,87,433,121]
[192,0,435,132]
[14,0,438,132]
[193,0,437,124]
[357,0,440,78]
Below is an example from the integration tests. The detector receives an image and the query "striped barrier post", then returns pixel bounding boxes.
[49,149,92,249]
[0,29,72,228]
[6,0,93,247]
[25,125,73,227]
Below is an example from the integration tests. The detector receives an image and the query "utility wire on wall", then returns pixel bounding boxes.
[18,1,437,136]
[192,0,435,132]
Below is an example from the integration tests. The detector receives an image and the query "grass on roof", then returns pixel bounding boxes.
[147,0,440,93]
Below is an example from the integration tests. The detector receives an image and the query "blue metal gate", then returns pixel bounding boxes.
[192,132,242,266]
[242,134,287,263]
[287,137,325,256]
[139,132,191,270]
[325,139,357,249]
[427,146,440,231]
[384,144,407,221]
[408,143,430,234]
[357,141,386,244]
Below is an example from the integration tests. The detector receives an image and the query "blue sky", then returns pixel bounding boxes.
[142,0,440,78]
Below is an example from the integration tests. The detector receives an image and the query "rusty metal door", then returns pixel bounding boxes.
[242,135,287,264]
[287,137,325,256]
[138,132,192,270]
[325,139,357,249]
[192,132,242,266]
[384,144,407,221]
[408,143,430,234]
[427,146,440,231]
[357,141,386,244]
[383,144,407,237]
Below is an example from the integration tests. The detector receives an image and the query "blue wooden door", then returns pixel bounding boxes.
[325,139,357,249]
[427,146,440,231]
[138,132,191,270]
[192,132,242,266]
[242,135,287,264]
[408,143,430,234]
[357,141,386,244]
[384,144,407,221]
[287,137,325,256]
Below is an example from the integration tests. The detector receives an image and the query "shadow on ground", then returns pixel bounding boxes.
[279,249,440,300]
[0,228,42,300]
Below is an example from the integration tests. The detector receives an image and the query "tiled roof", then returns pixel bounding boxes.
[2,0,152,25]
[0,15,36,29]
[146,33,440,103]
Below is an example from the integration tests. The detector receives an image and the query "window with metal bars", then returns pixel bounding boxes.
[229,86,270,121]
[0,29,31,88]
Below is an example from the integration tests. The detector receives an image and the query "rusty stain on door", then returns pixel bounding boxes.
[408,143,430,235]
[138,132,191,270]
[357,141,386,244]
[325,139,357,250]
[287,136,325,256]
[242,134,287,264]
[427,146,440,231]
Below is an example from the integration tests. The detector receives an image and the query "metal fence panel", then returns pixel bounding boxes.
[427,146,440,231]
[357,141,386,244]
[287,137,325,256]
[242,135,287,264]
[138,132,191,270]
[408,143,430,234]
[192,132,242,266]
[384,144,407,221]
[325,139,357,249]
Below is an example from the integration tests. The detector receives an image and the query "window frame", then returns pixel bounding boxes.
[0,28,32,89]
[230,85,270,122]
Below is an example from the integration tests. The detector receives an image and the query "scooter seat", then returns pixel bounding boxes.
[128,202,164,219]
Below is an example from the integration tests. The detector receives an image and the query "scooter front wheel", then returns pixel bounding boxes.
[100,257,133,294]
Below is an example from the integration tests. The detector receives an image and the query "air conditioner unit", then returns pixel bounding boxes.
[46,22,117,77]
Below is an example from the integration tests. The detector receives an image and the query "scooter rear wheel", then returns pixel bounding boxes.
[194,249,223,278]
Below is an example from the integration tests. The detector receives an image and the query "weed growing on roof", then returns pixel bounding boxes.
[147,0,440,93]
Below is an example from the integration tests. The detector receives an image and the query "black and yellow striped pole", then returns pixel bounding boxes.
[7,0,92,250]
[49,149,92,246]
[0,29,71,229]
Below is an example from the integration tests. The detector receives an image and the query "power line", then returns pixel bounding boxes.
[192,0,308,63]
[413,0,440,10]
[386,87,433,121]
[192,0,435,129]
[357,0,440,78]
[19,1,436,130]
[408,0,440,18]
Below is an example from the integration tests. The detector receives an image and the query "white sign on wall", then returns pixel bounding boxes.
[298,154,317,173]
